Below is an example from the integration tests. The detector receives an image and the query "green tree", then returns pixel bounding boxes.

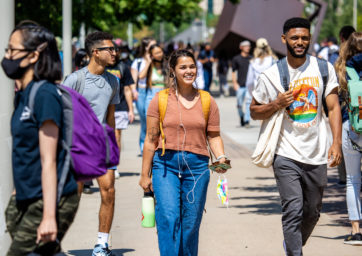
[318,0,362,41]
[15,0,205,36]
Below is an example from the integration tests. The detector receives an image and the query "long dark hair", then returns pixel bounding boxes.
[138,37,154,58]
[167,49,197,89]
[12,21,62,83]
[146,44,166,88]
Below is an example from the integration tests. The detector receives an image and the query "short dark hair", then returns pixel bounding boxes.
[327,36,338,45]
[283,17,310,34]
[85,31,113,56]
[339,25,355,41]
[13,20,62,83]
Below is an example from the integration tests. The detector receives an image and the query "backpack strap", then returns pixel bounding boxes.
[346,66,360,80]
[199,90,211,125]
[28,80,47,121]
[158,89,169,156]
[28,81,69,203]
[119,61,126,78]
[276,57,290,92]
[316,57,329,117]
[104,71,118,105]
[57,140,71,203]
[136,59,142,90]
[74,68,86,95]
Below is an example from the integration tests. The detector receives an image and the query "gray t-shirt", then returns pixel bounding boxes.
[63,67,120,123]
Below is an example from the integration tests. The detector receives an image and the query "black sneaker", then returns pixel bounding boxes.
[83,185,93,194]
[240,116,244,127]
[344,233,362,245]
[337,180,346,187]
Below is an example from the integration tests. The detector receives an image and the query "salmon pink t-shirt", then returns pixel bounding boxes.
[147,90,220,157]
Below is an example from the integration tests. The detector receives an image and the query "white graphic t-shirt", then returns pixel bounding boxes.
[252,56,339,165]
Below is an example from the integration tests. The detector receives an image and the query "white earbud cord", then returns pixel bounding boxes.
[176,85,208,204]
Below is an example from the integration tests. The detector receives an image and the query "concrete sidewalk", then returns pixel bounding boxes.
[63,95,360,256]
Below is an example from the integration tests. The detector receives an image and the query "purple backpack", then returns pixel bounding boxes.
[28,80,119,201]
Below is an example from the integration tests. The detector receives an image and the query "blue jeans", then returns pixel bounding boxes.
[152,150,210,256]
[342,120,362,221]
[203,69,212,92]
[145,87,163,114]
[136,88,148,154]
[236,87,251,122]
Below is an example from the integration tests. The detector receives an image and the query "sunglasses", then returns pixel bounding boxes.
[95,46,116,53]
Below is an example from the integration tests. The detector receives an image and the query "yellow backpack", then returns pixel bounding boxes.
[158,88,211,156]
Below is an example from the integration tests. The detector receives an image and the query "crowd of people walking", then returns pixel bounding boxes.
[1,14,361,256]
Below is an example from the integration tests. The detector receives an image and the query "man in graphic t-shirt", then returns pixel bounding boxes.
[250,18,342,256]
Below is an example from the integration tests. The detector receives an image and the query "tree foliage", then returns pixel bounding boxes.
[317,0,361,41]
[15,0,206,36]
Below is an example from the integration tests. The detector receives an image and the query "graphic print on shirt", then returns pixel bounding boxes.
[107,69,121,80]
[287,76,320,127]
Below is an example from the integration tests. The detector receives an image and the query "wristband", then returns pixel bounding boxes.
[216,154,228,161]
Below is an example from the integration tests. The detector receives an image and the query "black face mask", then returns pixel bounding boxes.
[153,58,163,63]
[1,54,30,80]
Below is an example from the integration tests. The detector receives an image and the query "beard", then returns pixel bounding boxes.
[286,41,310,58]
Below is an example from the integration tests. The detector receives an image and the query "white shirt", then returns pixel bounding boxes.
[193,61,205,90]
[246,55,275,94]
[252,56,339,165]
[131,58,147,88]
[63,67,120,123]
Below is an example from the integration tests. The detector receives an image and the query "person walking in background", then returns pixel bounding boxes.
[318,36,339,62]
[250,18,342,255]
[217,50,230,96]
[145,44,167,110]
[3,21,79,255]
[74,48,89,70]
[335,32,362,245]
[107,43,135,179]
[232,40,251,127]
[131,37,156,156]
[246,38,277,95]
[329,26,356,66]
[63,31,120,256]
[139,49,230,256]
[186,45,205,90]
[198,42,215,92]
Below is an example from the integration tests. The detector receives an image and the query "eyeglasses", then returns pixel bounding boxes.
[95,46,116,53]
[5,47,31,56]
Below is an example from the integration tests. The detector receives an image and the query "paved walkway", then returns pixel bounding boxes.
[63,95,361,256]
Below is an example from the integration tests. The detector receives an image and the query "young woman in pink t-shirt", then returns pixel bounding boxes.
[139,49,230,256]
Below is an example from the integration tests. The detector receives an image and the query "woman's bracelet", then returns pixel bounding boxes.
[216,154,228,161]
